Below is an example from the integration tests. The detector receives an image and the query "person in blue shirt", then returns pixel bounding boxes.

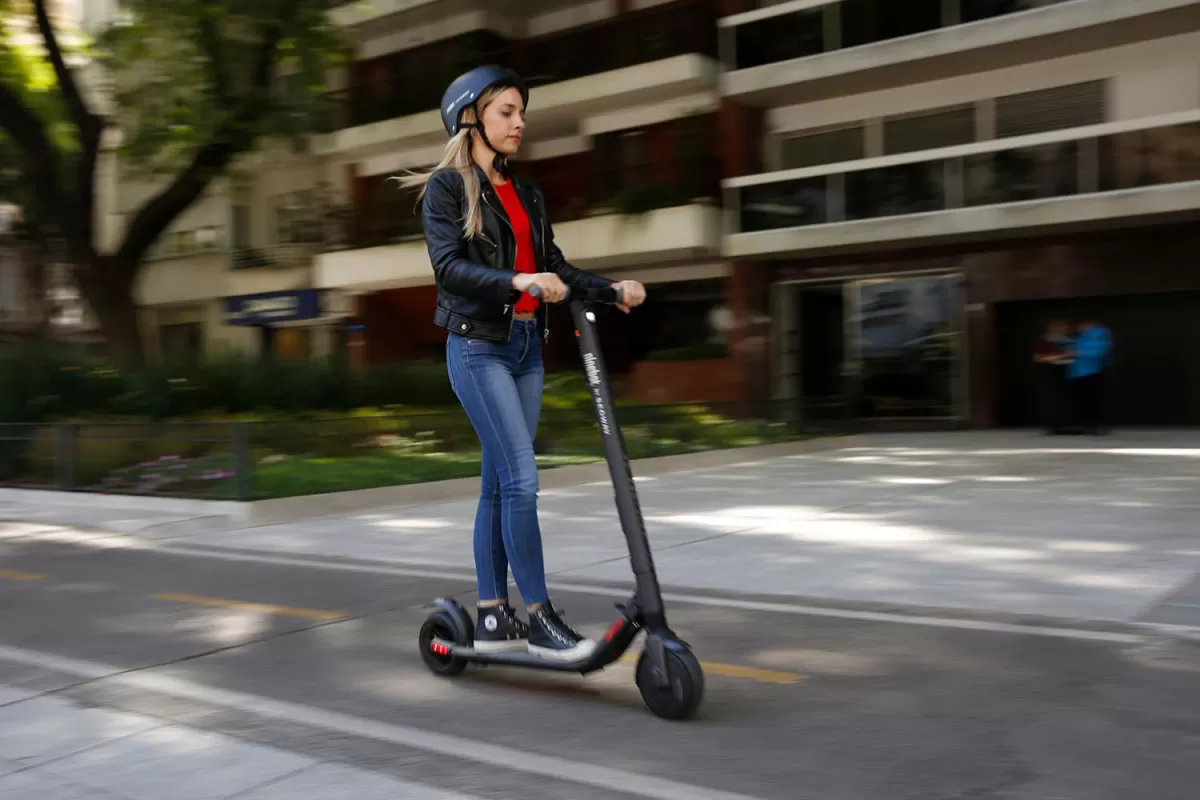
[1033,320,1074,434]
[1067,320,1113,434]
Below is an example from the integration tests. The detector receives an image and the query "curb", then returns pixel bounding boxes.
[5,524,1189,645]
[0,436,855,534]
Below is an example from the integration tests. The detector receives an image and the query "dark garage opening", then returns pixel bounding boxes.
[994,291,1200,427]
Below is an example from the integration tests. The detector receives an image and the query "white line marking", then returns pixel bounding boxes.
[8,529,1148,644]
[164,545,1144,643]
[0,644,764,800]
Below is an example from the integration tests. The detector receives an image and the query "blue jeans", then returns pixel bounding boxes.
[446,320,548,606]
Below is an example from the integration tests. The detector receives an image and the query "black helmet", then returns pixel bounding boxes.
[440,65,528,137]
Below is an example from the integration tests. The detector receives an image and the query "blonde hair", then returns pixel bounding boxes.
[393,87,504,239]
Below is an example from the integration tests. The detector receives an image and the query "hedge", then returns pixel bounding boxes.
[0,341,459,423]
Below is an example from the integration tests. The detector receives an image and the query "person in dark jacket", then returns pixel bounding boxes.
[398,66,646,662]
[1033,319,1073,434]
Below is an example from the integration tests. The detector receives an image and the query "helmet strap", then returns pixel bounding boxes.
[466,111,512,177]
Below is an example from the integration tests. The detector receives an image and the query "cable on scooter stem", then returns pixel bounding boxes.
[527,284,624,305]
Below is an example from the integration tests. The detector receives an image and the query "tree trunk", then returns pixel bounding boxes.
[77,255,144,366]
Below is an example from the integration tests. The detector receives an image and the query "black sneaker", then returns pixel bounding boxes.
[474,605,529,653]
[528,604,597,662]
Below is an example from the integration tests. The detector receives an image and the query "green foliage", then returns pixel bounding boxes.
[0,5,78,213]
[606,183,693,215]
[94,0,347,179]
[0,341,458,422]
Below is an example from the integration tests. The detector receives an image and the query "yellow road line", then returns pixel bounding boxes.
[0,569,46,582]
[152,593,798,683]
[617,652,802,685]
[152,593,347,622]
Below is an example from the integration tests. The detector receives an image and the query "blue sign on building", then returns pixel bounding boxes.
[224,289,322,325]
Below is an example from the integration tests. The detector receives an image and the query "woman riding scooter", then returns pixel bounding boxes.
[399,66,647,661]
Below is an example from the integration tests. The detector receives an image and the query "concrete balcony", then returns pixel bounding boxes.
[723,109,1200,259]
[313,53,720,159]
[720,0,1200,106]
[136,247,315,307]
[327,0,442,28]
[314,200,723,293]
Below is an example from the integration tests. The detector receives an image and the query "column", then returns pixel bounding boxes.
[719,92,770,417]
[348,293,368,371]
[964,260,996,427]
[346,163,361,244]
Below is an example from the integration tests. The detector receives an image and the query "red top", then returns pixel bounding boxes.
[492,180,539,314]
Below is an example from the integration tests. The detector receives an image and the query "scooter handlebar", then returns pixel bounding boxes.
[527,284,624,305]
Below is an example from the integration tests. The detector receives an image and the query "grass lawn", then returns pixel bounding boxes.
[76,405,807,500]
[236,450,602,498]
[208,428,808,499]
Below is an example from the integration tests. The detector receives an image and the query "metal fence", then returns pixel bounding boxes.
[0,402,819,501]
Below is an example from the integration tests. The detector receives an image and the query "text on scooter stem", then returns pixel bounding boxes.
[582,353,611,436]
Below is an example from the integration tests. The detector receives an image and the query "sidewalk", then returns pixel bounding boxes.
[4,430,1200,630]
[0,683,475,799]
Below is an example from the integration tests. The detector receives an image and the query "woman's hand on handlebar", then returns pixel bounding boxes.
[611,280,647,313]
[512,272,568,303]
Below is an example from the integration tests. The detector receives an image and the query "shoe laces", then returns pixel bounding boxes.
[498,604,529,634]
[538,605,581,644]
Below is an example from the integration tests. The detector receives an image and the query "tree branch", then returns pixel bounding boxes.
[197,14,233,110]
[114,17,289,269]
[0,82,95,269]
[33,0,103,250]
[32,0,98,133]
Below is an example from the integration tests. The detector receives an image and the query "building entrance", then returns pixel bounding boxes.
[774,273,966,424]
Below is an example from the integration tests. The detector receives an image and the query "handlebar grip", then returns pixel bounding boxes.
[525,284,624,304]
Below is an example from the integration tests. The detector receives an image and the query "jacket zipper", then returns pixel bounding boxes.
[483,190,517,340]
[534,193,550,343]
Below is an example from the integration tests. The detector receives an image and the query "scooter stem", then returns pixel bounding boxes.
[568,295,668,631]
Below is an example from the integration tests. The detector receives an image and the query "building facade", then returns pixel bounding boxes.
[314,0,735,398]
[719,0,1200,427]
[106,0,1200,425]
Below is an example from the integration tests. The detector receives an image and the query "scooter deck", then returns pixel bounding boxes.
[429,612,641,675]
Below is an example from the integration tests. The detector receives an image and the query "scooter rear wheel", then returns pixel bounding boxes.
[419,610,468,677]
[635,647,704,720]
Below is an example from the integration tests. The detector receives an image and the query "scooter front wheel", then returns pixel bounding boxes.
[635,646,704,720]
[419,609,469,677]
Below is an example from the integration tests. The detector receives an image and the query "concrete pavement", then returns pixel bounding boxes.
[2,535,1199,799]
[8,429,1192,631]
[0,682,479,800]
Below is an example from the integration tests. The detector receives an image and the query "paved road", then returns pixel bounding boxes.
[12,429,1186,629]
[2,537,1199,799]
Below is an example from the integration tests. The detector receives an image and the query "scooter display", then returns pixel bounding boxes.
[417,284,705,721]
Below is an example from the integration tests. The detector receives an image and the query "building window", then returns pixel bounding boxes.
[159,322,203,366]
[961,0,1066,24]
[780,125,865,169]
[883,105,975,155]
[273,190,324,245]
[995,80,1107,139]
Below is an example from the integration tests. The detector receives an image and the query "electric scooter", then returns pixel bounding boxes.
[417,284,705,721]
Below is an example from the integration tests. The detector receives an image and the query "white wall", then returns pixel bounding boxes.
[527,0,614,36]
[356,0,621,57]
[767,33,1200,135]
[1111,62,1200,120]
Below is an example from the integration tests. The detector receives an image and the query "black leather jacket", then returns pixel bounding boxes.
[422,163,613,343]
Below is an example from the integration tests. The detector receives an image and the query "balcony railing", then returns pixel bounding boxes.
[723,0,1072,71]
[533,154,723,224]
[728,114,1200,234]
[319,1,717,133]
[518,0,717,88]
[323,155,723,252]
